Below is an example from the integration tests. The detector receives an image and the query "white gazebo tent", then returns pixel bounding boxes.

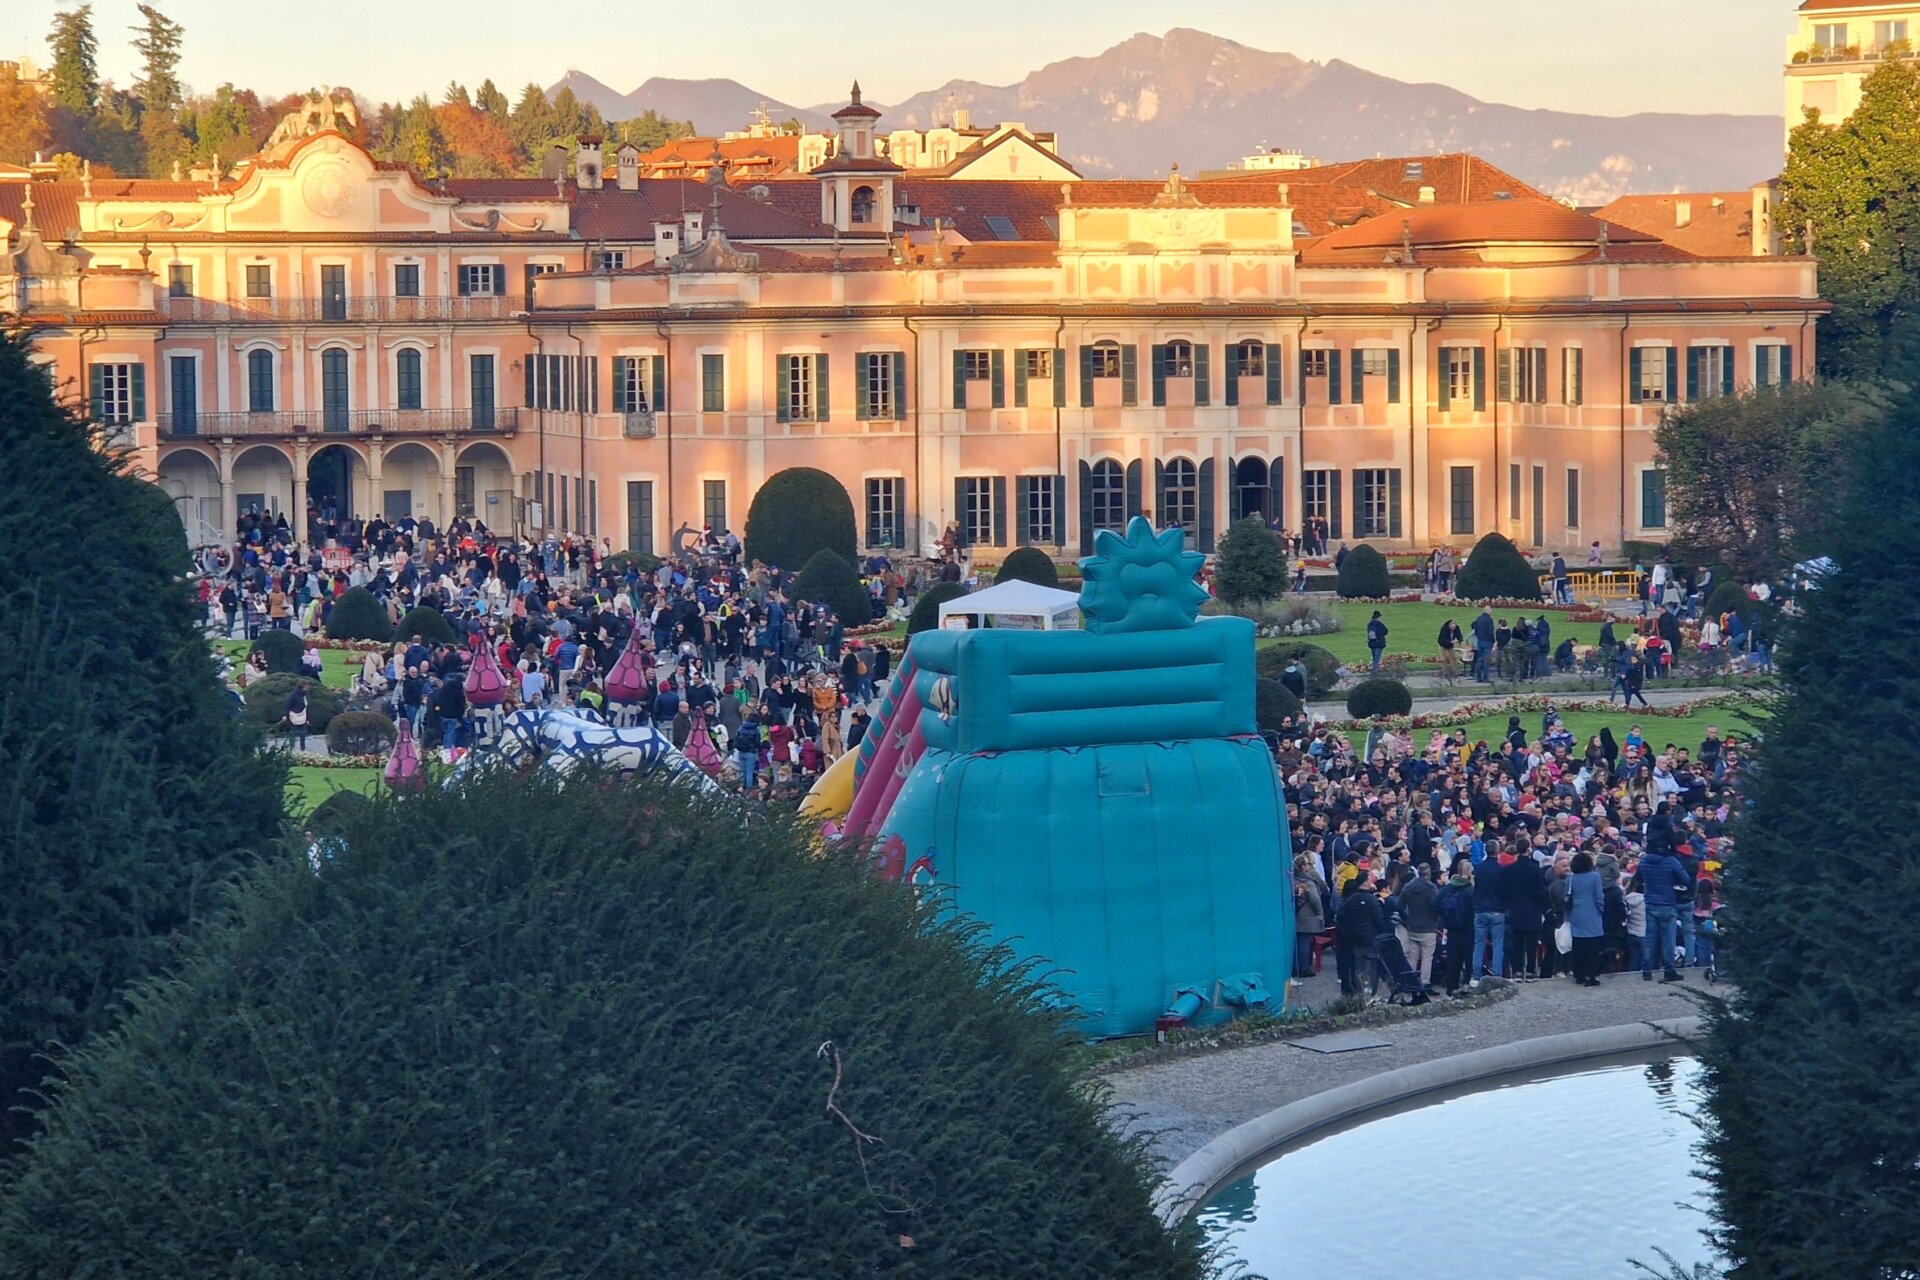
[936,579,1082,631]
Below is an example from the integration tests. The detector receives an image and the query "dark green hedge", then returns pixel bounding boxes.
[994,546,1061,588]
[1214,517,1289,604]
[249,627,306,674]
[1255,678,1305,732]
[395,604,457,646]
[324,586,393,642]
[1255,641,1340,698]
[742,467,857,572]
[907,582,970,636]
[1345,677,1414,719]
[1335,544,1392,598]
[791,549,873,626]
[325,710,397,756]
[1453,533,1542,601]
[243,674,346,735]
[0,772,1207,1279]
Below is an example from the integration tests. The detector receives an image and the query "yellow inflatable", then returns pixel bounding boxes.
[800,748,859,821]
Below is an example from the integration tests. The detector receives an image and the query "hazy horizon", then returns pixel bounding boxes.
[4,0,1791,121]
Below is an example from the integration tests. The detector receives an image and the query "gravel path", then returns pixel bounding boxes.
[1107,971,1708,1167]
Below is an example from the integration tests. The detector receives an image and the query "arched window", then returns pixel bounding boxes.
[851,185,876,224]
[246,349,275,413]
[1161,458,1198,530]
[395,348,423,411]
[1090,340,1122,380]
[1089,459,1126,532]
[1165,339,1194,378]
[1234,339,1266,377]
[1232,456,1270,523]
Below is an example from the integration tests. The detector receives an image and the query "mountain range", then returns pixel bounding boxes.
[549,29,1783,203]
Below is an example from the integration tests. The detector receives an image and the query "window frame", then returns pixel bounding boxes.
[167,263,192,298]
[1089,342,1122,380]
[862,350,895,421]
[1164,339,1195,378]
[1640,468,1668,531]
[1302,349,1330,380]
[1160,457,1199,531]
[784,354,816,422]
[1234,339,1266,378]
[393,263,421,298]
[394,347,424,411]
[244,264,272,299]
[703,478,728,533]
[960,476,997,547]
[246,348,275,413]
[1025,473,1058,545]
[93,361,139,425]
[1088,459,1126,533]
[864,476,903,549]
[1566,466,1582,530]
[1355,468,1392,538]
[1638,349,1670,403]
[1022,348,1054,380]
[1301,469,1332,524]
[1448,465,1476,536]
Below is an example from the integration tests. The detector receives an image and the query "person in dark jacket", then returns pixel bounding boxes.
[1502,851,1549,980]
[1366,611,1389,673]
[1470,854,1507,980]
[1436,860,1477,995]
[1638,838,1693,983]
[433,673,466,750]
[1565,851,1607,986]
[1336,871,1388,997]
[1397,862,1443,990]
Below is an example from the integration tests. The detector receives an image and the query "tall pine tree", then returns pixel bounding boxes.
[45,6,98,114]
[1696,400,1920,1276]
[0,331,287,1155]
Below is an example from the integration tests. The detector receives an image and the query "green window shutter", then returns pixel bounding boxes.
[1121,345,1139,407]
[776,355,792,422]
[953,350,968,409]
[1079,346,1094,408]
[893,350,907,418]
[855,353,871,420]
[1755,347,1771,388]
[1154,459,1166,517]
[1053,348,1066,407]
[1386,348,1401,404]
[990,349,1005,408]
[1534,349,1547,404]
[1686,348,1701,403]
[815,354,830,421]
[1664,348,1679,404]
[89,363,105,422]
[611,356,628,412]
[1350,350,1365,404]
[1197,458,1216,551]
[1265,343,1282,405]
[953,478,969,547]
[524,357,535,408]
[1014,476,1031,545]
[1437,348,1452,412]
[1014,351,1029,407]
[1151,343,1169,407]
[650,356,665,413]
[1193,342,1210,406]
[1125,459,1143,520]
[1497,348,1514,403]
[1781,345,1794,384]
[1224,344,1240,407]
[1569,349,1584,405]
[1328,471,1343,540]
[131,364,146,421]
[1628,348,1643,405]
[701,353,724,411]
[1268,456,1285,528]
[991,476,1007,547]
[1722,346,1735,397]
[1298,349,1309,404]
[1327,350,1342,405]
[1472,348,1486,411]
[1388,468,1403,539]
[1078,461,1095,555]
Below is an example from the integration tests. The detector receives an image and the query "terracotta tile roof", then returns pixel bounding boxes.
[1593,193,1758,258]
[0,183,81,240]
[1307,199,1655,253]
[810,153,905,176]
[637,134,805,177]
[1798,0,1888,10]
[919,130,1082,179]
[1274,154,1550,207]
[440,178,566,202]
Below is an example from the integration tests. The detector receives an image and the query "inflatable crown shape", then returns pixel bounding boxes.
[1077,515,1208,634]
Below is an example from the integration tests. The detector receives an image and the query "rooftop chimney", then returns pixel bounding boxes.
[576,137,604,190]
[616,143,640,191]
[953,107,972,131]
[1418,185,1436,204]
[653,220,681,262]
[1675,199,1692,229]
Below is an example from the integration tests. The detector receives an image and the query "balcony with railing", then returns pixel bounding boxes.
[160,294,521,324]
[1790,39,1915,67]
[156,406,519,440]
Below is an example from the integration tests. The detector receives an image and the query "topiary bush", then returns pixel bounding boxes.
[1345,677,1414,719]
[907,582,970,637]
[1213,516,1289,604]
[791,548,873,626]
[604,549,663,577]
[0,331,286,1153]
[1453,533,1543,601]
[325,586,393,642]
[994,546,1060,589]
[249,627,306,674]
[1336,544,1392,599]
[326,710,397,756]
[743,467,857,573]
[1255,678,1305,732]
[0,771,1209,1278]
[1255,641,1341,698]
[395,604,458,646]
[1703,577,1753,623]
[243,674,346,736]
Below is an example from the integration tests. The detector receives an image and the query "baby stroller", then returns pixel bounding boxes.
[1374,935,1431,1006]
[1704,906,1730,985]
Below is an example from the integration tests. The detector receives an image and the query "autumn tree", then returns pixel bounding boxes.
[1780,58,1920,378]
[1654,380,1876,583]
[0,64,51,165]
[433,102,517,177]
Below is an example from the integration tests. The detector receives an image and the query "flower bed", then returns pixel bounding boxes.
[1318,691,1750,733]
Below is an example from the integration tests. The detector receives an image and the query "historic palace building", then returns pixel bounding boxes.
[1,87,1822,560]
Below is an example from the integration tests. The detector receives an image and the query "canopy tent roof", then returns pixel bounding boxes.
[937,579,1082,630]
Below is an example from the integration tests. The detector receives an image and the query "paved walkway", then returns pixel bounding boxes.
[1106,972,1706,1167]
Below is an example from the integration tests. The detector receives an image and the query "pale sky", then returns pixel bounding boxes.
[3,0,1790,118]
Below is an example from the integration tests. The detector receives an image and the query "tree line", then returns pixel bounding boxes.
[0,4,695,179]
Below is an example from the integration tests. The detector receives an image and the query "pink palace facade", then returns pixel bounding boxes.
[0,89,1824,561]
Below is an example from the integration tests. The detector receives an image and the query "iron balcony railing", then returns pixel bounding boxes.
[160,295,520,324]
[622,411,657,438]
[156,407,518,439]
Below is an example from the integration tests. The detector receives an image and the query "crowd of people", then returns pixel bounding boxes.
[206,506,964,800]
[1277,708,1739,1001]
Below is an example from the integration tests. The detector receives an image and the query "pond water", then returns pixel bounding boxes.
[1197,1056,1718,1279]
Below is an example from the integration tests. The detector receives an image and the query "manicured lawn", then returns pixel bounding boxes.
[286,765,382,816]
[216,637,364,690]
[1339,699,1768,754]
[1271,600,1618,670]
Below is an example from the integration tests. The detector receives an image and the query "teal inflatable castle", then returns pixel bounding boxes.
[855,518,1293,1038]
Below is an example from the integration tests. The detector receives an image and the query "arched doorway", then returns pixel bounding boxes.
[380,442,442,524]
[456,441,516,530]
[307,443,361,525]
[157,448,221,546]
[1232,457,1271,523]
[232,444,294,527]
